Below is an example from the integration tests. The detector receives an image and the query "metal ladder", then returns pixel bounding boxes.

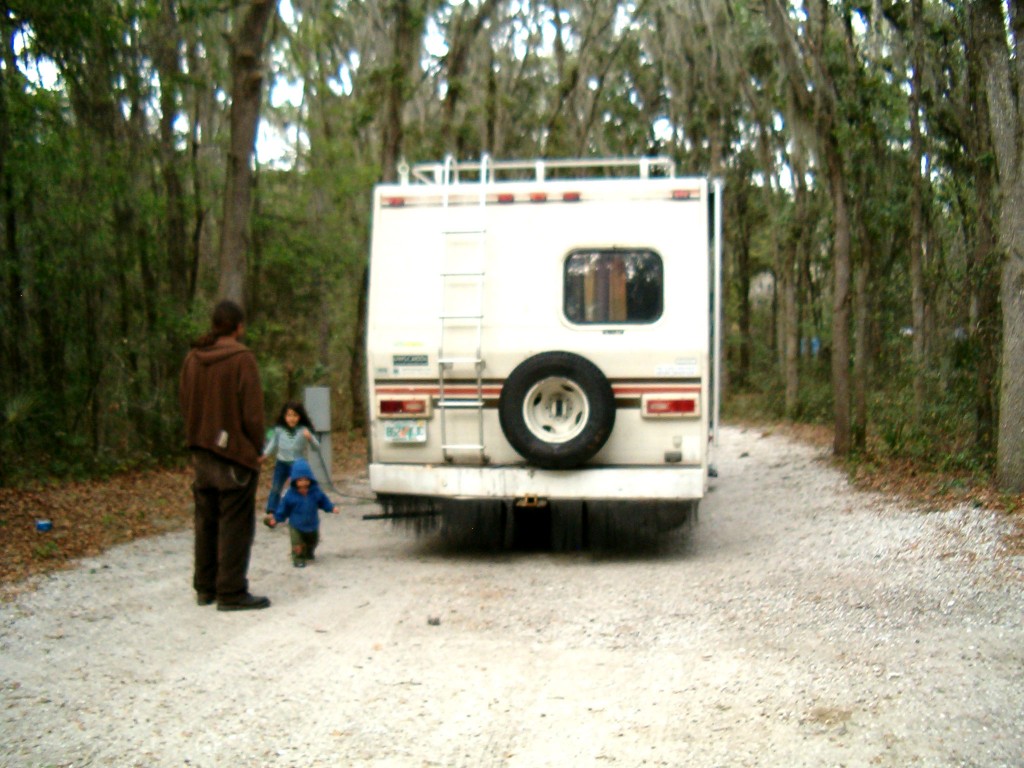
[438,154,489,463]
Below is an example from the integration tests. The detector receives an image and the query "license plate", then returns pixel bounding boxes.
[384,419,427,443]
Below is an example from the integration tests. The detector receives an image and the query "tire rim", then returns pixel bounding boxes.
[521,376,590,444]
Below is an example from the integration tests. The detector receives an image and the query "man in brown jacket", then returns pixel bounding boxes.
[179,300,270,611]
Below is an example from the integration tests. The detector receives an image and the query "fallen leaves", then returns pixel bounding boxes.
[0,468,193,589]
[0,432,369,595]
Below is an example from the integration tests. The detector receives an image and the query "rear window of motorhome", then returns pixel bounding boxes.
[563,249,663,324]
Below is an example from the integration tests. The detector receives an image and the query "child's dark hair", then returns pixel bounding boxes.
[276,401,315,431]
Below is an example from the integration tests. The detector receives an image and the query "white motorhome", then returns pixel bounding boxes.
[365,155,722,547]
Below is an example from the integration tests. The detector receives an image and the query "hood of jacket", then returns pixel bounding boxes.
[191,338,250,366]
[289,458,317,484]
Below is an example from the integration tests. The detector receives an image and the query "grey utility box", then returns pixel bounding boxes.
[303,386,332,488]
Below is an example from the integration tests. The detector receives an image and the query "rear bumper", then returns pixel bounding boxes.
[368,463,706,501]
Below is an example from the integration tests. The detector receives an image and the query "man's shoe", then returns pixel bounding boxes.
[196,592,216,606]
[217,594,271,611]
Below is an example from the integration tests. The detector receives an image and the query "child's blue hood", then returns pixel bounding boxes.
[289,458,317,483]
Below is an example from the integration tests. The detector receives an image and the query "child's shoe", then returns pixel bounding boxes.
[293,560,306,568]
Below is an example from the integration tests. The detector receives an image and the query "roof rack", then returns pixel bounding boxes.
[399,155,676,186]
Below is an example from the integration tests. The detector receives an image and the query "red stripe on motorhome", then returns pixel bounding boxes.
[612,384,701,396]
[373,382,700,398]
[375,385,503,397]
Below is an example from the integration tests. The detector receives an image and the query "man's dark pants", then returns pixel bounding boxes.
[191,450,259,601]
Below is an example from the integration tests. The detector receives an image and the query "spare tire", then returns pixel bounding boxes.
[498,351,616,469]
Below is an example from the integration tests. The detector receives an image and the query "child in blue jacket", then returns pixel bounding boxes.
[273,459,336,567]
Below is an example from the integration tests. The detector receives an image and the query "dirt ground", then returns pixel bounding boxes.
[0,425,1021,767]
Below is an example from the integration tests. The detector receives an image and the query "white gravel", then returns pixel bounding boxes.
[1,425,1021,767]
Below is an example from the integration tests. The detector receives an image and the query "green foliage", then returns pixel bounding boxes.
[0,0,1011,492]
[32,540,60,560]
[0,394,39,484]
[722,362,834,426]
[3,393,38,427]
[248,146,373,427]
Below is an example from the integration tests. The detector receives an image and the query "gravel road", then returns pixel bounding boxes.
[1,425,1021,767]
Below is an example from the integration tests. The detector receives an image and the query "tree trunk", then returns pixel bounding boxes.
[784,168,808,419]
[765,0,853,454]
[218,0,277,307]
[485,47,498,153]
[380,0,425,182]
[350,267,369,430]
[185,24,218,306]
[440,0,500,155]
[0,24,26,394]
[963,5,1000,455]
[734,191,752,388]
[852,219,870,452]
[908,0,927,421]
[968,165,1000,455]
[826,136,853,456]
[155,0,190,306]
[975,0,1024,491]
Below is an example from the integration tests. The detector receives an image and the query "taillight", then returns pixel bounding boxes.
[641,394,699,418]
[377,396,431,418]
